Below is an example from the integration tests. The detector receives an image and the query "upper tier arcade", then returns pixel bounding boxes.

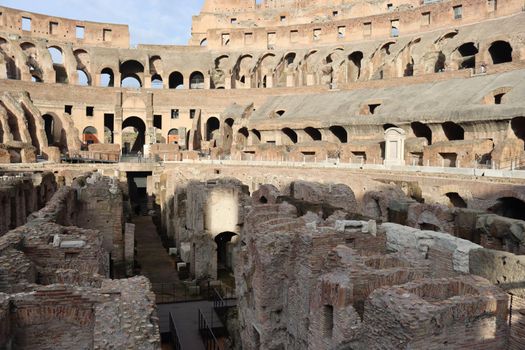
[0,6,130,48]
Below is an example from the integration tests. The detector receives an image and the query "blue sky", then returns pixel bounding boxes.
[1,0,205,45]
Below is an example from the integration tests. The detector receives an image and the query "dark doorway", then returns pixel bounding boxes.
[127,171,152,216]
[215,231,238,272]
[488,197,525,220]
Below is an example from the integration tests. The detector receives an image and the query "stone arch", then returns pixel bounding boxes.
[488,197,525,220]
[120,60,144,87]
[0,37,19,79]
[168,128,179,144]
[215,231,238,271]
[411,122,432,145]
[330,126,347,143]
[200,38,208,46]
[206,117,220,141]
[445,192,467,208]
[348,51,363,81]
[189,71,205,89]
[442,122,464,141]
[304,127,322,141]
[151,74,163,89]
[74,49,91,85]
[454,42,478,69]
[100,67,114,87]
[169,71,184,89]
[48,46,63,64]
[233,54,253,88]
[282,128,298,144]
[511,117,525,148]
[48,46,68,83]
[122,116,146,154]
[82,126,99,144]
[42,113,68,152]
[488,41,513,64]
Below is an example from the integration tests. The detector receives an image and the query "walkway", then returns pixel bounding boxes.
[158,301,225,350]
[133,215,186,302]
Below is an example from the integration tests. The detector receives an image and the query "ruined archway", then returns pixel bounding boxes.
[330,126,347,143]
[488,197,525,220]
[348,51,363,81]
[168,129,179,144]
[206,117,220,141]
[282,128,298,144]
[43,114,54,145]
[189,71,204,89]
[304,127,322,141]
[120,60,144,87]
[411,122,432,144]
[455,42,478,69]
[489,41,512,65]
[442,122,464,141]
[446,192,467,208]
[122,116,146,154]
[169,71,184,89]
[100,68,114,87]
[82,126,99,145]
[215,231,238,272]
[511,117,525,148]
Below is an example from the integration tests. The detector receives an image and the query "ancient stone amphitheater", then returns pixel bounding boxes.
[0,0,525,349]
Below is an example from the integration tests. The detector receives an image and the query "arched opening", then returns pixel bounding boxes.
[121,75,142,88]
[82,126,99,145]
[383,124,398,130]
[215,231,238,272]
[285,52,296,66]
[456,42,478,69]
[411,122,432,144]
[48,47,63,64]
[304,127,322,141]
[120,60,144,87]
[189,71,205,89]
[489,41,513,64]
[43,114,54,144]
[348,51,363,81]
[77,70,90,86]
[442,122,464,141]
[404,58,414,77]
[169,71,184,89]
[100,68,114,87]
[435,52,446,72]
[167,129,179,144]
[251,129,262,142]
[511,117,525,149]
[122,116,146,154]
[330,126,347,143]
[200,38,208,47]
[0,38,18,80]
[238,127,249,145]
[488,197,525,220]
[282,128,298,144]
[225,118,234,128]
[206,117,220,141]
[446,192,467,208]
[151,74,163,89]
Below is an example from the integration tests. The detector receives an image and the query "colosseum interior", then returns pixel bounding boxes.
[0,0,525,349]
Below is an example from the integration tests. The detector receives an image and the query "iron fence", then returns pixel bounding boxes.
[198,308,222,350]
[168,312,183,350]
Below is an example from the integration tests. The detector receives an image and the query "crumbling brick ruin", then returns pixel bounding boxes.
[0,171,159,349]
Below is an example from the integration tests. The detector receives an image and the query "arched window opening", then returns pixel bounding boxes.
[100,68,114,87]
[488,197,525,221]
[82,126,99,145]
[238,127,249,139]
[457,42,478,69]
[169,71,184,89]
[446,192,467,208]
[206,117,220,141]
[151,74,163,89]
[282,128,298,144]
[77,70,90,86]
[348,51,363,81]
[190,71,205,89]
[168,128,179,144]
[251,129,261,141]
[200,38,208,47]
[411,122,432,145]
[121,75,142,88]
[120,60,144,87]
[43,114,54,144]
[404,58,414,77]
[215,232,238,272]
[489,41,512,65]
[122,116,146,154]
[48,47,63,64]
[435,52,446,73]
[383,124,398,131]
[330,126,347,143]
[225,118,234,128]
[304,127,322,141]
[442,122,464,141]
[285,53,296,66]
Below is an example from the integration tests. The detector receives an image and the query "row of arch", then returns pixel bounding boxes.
[1,35,516,89]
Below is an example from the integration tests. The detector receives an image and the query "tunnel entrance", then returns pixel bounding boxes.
[488,197,525,221]
[127,171,152,216]
[215,231,238,275]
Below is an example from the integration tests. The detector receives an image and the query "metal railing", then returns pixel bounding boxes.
[212,288,236,310]
[169,312,183,350]
[198,308,222,350]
